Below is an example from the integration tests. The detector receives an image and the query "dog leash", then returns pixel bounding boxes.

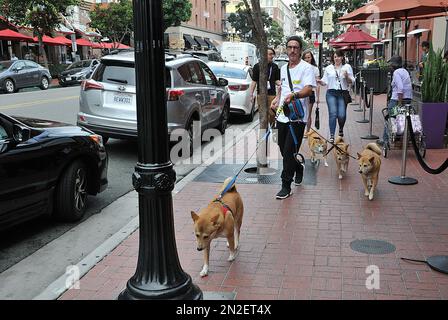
[217,126,272,200]
[308,127,358,160]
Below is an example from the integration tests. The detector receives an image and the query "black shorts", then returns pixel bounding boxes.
[309,91,316,104]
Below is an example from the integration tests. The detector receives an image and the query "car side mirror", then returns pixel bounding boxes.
[218,78,228,87]
[13,124,31,143]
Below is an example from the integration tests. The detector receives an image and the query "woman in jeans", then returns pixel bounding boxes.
[318,50,355,143]
[302,50,320,134]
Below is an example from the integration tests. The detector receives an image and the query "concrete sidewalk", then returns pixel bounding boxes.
[48,91,448,300]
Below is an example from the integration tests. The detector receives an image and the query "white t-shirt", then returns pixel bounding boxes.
[277,60,316,123]
[321,64,355,90]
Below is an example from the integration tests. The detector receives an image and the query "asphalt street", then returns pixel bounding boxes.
[0,85,257,282]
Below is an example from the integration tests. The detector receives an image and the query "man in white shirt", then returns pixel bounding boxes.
[271,36,316,199]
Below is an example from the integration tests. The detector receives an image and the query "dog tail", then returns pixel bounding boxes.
[335,136,345,144]
[219,177,237,194]
[366,143,382,156]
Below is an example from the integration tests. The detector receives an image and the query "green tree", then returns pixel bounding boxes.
[228,2,272,44]
[267,20,284,47]
[290,0,365,39]
[89,0,133,48]
[0,0,79,67]
[162,0,192,31]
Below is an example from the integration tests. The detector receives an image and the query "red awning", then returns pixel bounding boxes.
[76,38,94,47]
[53,36,72,46]
[0,28,34,42]
[340,0,448,23]
[33,35,68,46]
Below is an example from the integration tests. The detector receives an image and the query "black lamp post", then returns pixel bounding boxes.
[118,0,202,300]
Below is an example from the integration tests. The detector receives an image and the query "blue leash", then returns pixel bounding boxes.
[217,126,272,199]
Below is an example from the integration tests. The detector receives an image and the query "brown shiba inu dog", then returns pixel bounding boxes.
[191,177,244,277]
[307,130,328,167]
[334,136,350,179]
[357,143,382,200]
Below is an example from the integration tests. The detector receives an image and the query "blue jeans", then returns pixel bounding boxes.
[326,90,346,137]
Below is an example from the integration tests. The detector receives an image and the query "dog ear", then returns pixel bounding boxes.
[369,156,375,164]
[191,211,199,222]
[357,152,361,159]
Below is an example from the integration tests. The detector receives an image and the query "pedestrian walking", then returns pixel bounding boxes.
[318,49,355,143]
[377,55,413,146]
[302,49,320,134]
[271,36,316,199]
[249,47,280,127]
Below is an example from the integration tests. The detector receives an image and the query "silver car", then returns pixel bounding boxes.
[77,51,230,149]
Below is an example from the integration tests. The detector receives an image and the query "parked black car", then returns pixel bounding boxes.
[0,112,108,230]
[58,59,99,86]
[0,60,52,94]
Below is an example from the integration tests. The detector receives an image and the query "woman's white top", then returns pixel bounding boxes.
[321,64,355,90]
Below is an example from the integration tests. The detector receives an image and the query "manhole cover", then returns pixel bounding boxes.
[350,239,396,255]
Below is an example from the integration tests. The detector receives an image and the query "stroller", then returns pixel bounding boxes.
[381,103,426,158]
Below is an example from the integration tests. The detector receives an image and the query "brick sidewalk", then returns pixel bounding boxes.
[59,92,448,300]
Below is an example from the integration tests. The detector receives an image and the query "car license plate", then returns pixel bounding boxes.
[66,77,71,81]
[113,94,132,104]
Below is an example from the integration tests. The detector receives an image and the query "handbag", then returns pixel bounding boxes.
[335,68,352,105]
[283,65,305,121]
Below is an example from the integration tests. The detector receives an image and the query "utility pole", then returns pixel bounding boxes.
[118,0,202,300]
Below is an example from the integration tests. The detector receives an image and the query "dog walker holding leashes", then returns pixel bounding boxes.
[272,41,316,200]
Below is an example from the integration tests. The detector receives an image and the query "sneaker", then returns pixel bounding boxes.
[376,139,384,146]
[339,130,344,137]
[329,136,335,144]
[276,186,292,199]
[294,174,303,186]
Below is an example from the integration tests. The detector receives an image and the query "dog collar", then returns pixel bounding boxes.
[213,198,233,217]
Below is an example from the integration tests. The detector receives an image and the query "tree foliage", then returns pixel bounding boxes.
[0,0,79,67]
[228,2,272,44]
[267,20,284,47]
[162,0,192,31]
[290,0,365,39]
[89,0,133,46]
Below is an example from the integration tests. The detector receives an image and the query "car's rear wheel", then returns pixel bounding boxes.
[40,76,49,90]
[54,160,88,222]
[4,79,15,94]
[218,104,230,134]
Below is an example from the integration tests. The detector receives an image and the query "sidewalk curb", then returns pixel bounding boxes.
[34,119,261,300]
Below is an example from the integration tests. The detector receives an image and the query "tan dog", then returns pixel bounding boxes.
[333,136,350,179]
[357,143,382,200]
[191,177,244,277]
[306,130,328,167]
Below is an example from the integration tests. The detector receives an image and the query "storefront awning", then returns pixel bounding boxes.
[183,34,197,48]
[204,38,216,49]
[33,35,69,46]
[76,38,94,47]
[194,36,208,48]
[53,36,72,46]
[0,28,34,42]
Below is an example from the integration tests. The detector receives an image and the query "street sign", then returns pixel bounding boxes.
[323,10,334,33]
[310,10,320,34]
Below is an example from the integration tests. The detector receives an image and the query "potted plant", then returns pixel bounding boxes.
[421,47,448,149]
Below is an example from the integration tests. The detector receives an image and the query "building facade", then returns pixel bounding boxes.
[165,0,226,51]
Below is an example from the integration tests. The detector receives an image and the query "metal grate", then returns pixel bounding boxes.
[350,239,396,255]
[193,160,317,185]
